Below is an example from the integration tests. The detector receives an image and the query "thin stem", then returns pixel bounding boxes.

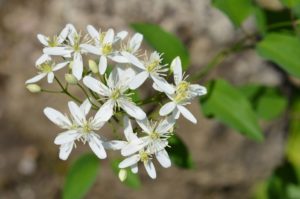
[41,89,63,94]
[54,76,82,103]
[77,83,99,109]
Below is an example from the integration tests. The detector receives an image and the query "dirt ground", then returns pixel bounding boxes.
[0,0,287,198]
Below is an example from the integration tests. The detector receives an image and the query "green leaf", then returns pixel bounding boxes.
[238,85,287,120]
[131,23,190,70]
[287,185,300,199]
[212,0,254,26]
[280,0,300,7]
[167,134,195,169]
[111,159,141,189]
[63,153,100,199]
[257,33,300,78]
[201,79,263,141]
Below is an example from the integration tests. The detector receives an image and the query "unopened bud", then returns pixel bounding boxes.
[26,84,41,93]
[89,59,98,73]
[118,169,127,182]
[65,74,78,84]
[68,61,74,69]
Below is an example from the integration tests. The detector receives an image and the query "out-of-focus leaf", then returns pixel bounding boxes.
[167,134,194,169]
[63,153,100,199]
[254,7,267,35]
[257,33,300,78]
[287,184,300,199]
[212,0,254,26]
[239,85,287,120]
[280,0,300,7]
[111,159,141,189]
[201,79,263,141]
[131,23,190,69]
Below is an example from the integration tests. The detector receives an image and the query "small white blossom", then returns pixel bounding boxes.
[159,57,207,123]
[26,57,69,84]
[83,67,146,121]
[44,100,108,160]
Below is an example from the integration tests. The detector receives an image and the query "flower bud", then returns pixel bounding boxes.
[68,61,74,69]
[65,74,78,85]
[26,84,41,93]
[89,59,98,73]
[118,169,127,182]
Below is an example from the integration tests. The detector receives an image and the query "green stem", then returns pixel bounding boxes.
[54,76,82,103]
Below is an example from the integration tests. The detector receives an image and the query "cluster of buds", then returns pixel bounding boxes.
[26,24,207,179]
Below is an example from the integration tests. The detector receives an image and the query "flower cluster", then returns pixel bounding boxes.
[26,24,207,179]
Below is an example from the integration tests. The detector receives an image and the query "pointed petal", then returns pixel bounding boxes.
[131,164,138,173]
[25,73,47,84]
[43,47,72,56]
[156,116,175,133]
[103,28,114,44]
[156,149,171,168]
[93,99,114,121]
[129,33,143,53]
[88,134,107,159]
[54,130,80,145]
[151,75,174,94]
[99,55,107,75]
[171,56,182,84]
[72,52,83,80]
[119,154,140,169]
[87,25,99,40]
[103,140,127,150]
[121,139,146,156]
[68,101,86,125]
[37,34,49,46]
[44,107,72,128]
[80,99,92,116]
[57,26,69,43]
[109,54,129,63]
[123,116,138,142]
[80,44,100,55]
[144,161,156,179]
[53,61,69,71]
[107,67,119,88]
[159,102,176,116]
[136,118,151,134]
[177,105,197,124]
[47,72,55,83]
[118,99,146,120]
[35,54,51,66]
[59,142,74,160]
[115,31,128,42]
[129,71,148,90]
[83,76,110,96]
[189,84,207,96]
[121,51,144,69]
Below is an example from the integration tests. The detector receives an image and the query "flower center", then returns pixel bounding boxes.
[99,32,106,43]
[38,63,53,73]
[149,131,160,140]
[82,122,92,133]
[73,34,82,52]
[146,60,159,73]
[174,81,190,103]
[139,151,150,162]
[102,44,112,55]
[48,36,59,47]
[111,89,121,100]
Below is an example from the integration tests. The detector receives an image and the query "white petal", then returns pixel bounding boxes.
[156,149,171,168]
[156,116,175,133]
[37,34,49,46]
[103,28,114,44]
[172,107,180,119]
[47,72,55,83]
[129,33,143,53]
[109,54,129,63]
[87,25,99,40]
[57,26,69,43]
[121,51,145,69]
[83,76,110,96]
[80,99,92,116]
[54,130,80,145]
[25,73,47,84]
[151,75,175,94]
[68,101,86,125]
[88,134,107,159]
[189,84,207,96]
[43,107,72,128]
[131,164,138,173]
[171,56,182,84]
[159,102,176,116]
[80,44,100,55]
[43,47,72,56]
[136,118,151,134]
[144,161,156,179]
[119,154,140,168]
[115,31,128,42]
[59,142,74,160]
[152,82,164,92]
[121,139,146,156]
[118,99,146,120]
[99,55,107,75]
[35,54,51,66]
[103,140,127,150]
[107,67,119,88]
[177,105,197,124]
[72,52,83,80]
[93,99,114,121]
[53,61,69,71]
[129,71,149,90]
[123,116,138,142]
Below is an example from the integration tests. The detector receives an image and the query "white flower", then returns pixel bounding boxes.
[121,117,173,169]
[26,57,69,84]
[81,26,128,75]
[43,99,108,160]
[129,51,175,94]
[159,57,207,124]
[83,67,146,121]
[43,24,88,80]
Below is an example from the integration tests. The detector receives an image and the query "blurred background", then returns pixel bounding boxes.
[0,0,294,198]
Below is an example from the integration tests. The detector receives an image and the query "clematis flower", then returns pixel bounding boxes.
[81,26,128,75]
[158,57,207,123]
[26,57,69,84]
[129,51,175,94]
[43,24,89,80]
[44,100,108,160]
[83,67,146,121]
